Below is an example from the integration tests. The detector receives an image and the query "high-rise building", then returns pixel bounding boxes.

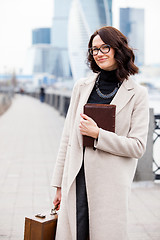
[51,0,73,79]
[24,28,53,75]
[25,0,113,82]
[120,8,144,66]
[112,0,160,67]
[32,28,51,45]
[68,0,112,80]
[24,45,56,75]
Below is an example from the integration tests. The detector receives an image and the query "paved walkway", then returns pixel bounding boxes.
[0,95,159,240]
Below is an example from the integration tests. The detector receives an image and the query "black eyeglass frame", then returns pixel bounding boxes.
[88,44,111,56]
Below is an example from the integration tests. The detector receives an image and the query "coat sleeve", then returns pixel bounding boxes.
[51,81,80,188]
[94,87,149,159]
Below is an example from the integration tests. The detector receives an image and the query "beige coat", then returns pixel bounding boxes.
[51,73,149,240]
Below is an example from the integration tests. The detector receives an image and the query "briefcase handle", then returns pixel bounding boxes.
[50,204,59,215]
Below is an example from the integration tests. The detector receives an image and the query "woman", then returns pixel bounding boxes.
[51,26,149,240]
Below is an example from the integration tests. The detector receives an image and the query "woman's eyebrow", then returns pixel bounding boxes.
[92,44,106,48]
[92,45,101,48]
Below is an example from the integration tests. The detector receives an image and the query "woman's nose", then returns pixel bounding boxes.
[97,49,104,56]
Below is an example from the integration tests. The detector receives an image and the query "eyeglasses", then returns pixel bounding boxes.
[89,44,111,56]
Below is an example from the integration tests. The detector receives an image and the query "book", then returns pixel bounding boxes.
[83,104,116,147]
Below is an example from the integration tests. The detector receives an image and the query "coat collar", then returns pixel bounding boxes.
[76,73,135,148]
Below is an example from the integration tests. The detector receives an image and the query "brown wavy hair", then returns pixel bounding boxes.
[87,26,139,81]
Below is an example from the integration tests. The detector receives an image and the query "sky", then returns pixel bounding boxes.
[0,0,53,73]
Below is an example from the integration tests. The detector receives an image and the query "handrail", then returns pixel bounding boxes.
[153,114,160,179]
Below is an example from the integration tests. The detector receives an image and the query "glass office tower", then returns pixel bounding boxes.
[120,8,144,66]
[32,28,51,45]
[68,0,112,80]
[51,0,73,79]
[25,0,112,81]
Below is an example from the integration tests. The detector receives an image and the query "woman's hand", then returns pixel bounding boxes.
[79,113,99,139]
[53,187,61,210]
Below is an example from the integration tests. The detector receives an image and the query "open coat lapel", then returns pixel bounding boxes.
[76,74,135,148]
[111,78,135,114]
[76,75,97,148]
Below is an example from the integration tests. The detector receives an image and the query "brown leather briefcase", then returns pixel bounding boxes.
[24,212,58,240]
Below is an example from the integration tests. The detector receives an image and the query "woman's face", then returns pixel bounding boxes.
[92,34,117,71]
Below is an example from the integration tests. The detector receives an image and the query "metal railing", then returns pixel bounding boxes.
[0,90,13,116]
[26,91,160,181]
[153,114,160,179]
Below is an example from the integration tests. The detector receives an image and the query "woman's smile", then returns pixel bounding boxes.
[97,57,108,62]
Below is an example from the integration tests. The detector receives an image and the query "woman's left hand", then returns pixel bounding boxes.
[79,113,99,139]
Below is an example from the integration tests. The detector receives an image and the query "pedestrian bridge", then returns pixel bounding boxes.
[0,95,159,239]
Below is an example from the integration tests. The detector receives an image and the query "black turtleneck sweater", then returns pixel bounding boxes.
[87,69,120,104]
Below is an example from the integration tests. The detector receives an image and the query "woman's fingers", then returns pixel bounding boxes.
[53,199,61,210]
[53,187,61,210]
[55,203,60,210]
[53,196,61,205]
[80,113,97,128]
[53,199,59,206]
[79,113,99,138]
[80,113,89,120]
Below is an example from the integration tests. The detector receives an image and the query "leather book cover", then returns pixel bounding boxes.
[83,104,116,147]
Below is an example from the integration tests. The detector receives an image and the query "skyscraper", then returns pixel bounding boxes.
[24,45,57,75]
[113,0,160,67]
[51,0,73,79]
[24,28,54,75]
[32,28,51,45]
[68,0,112,80]
[120,8,144,66]
[25,0,113,82]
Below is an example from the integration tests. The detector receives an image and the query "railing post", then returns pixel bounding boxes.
[153,114,160,179]
[134,108,155,181]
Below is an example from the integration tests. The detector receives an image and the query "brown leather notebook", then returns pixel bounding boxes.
[83,104,116,147]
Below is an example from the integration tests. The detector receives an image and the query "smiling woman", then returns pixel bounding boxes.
[51,26,149,240]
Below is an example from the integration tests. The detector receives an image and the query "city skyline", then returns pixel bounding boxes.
[24,0,73,79]
[24,0,112,81]
[0,0,160,75]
